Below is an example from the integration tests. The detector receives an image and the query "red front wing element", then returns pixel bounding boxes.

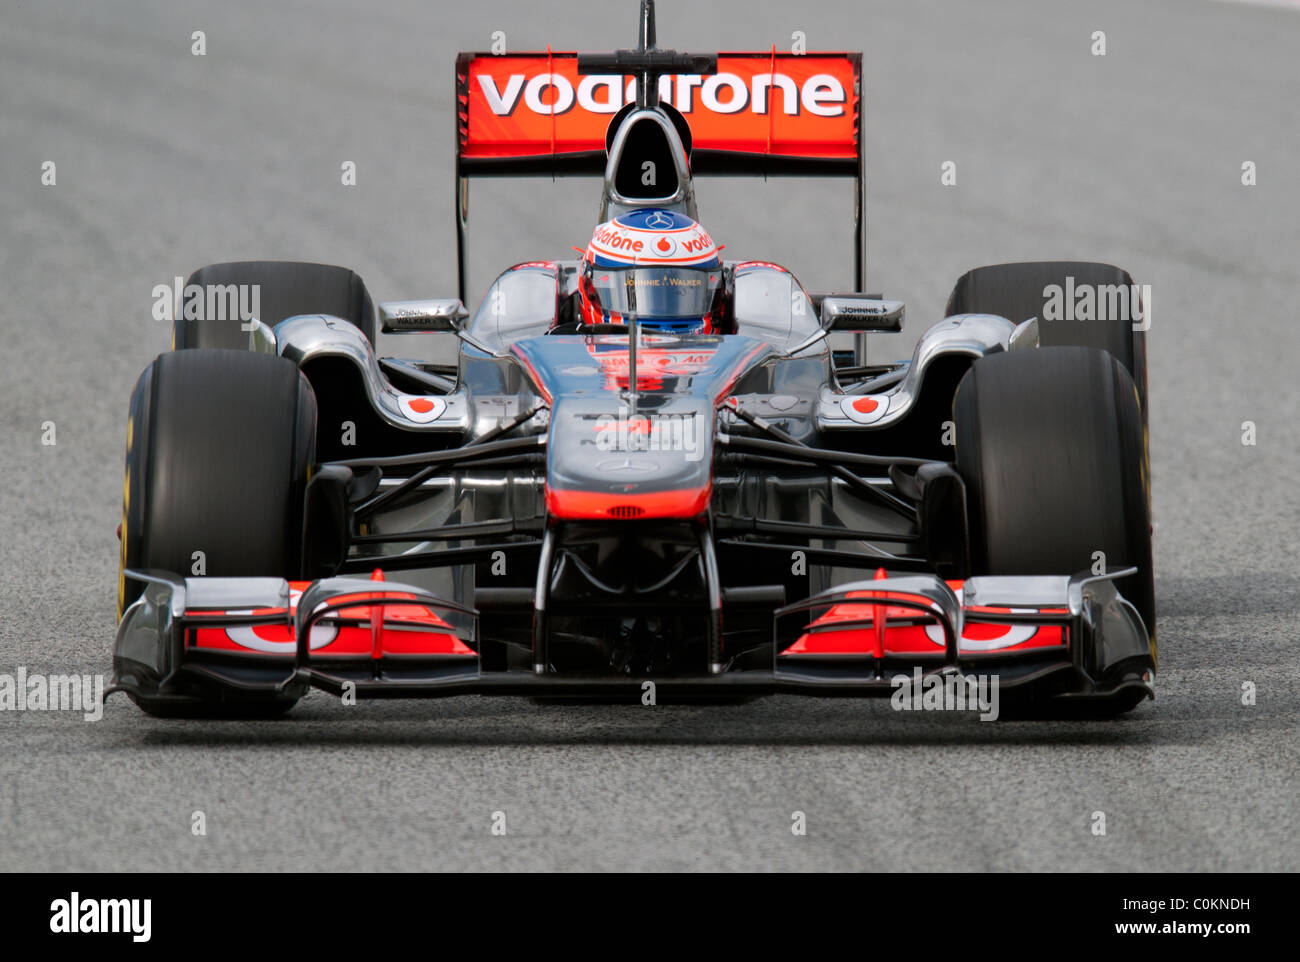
[192,571,472,659]
[783,576,1067,659]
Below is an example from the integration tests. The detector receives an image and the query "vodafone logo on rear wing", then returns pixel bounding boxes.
[478,70,847,118]
[457,51,860,166]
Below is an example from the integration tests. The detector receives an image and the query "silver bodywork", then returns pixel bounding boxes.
[274,307,1022,442]
[818,313,1017,429]
[276,314,471,434]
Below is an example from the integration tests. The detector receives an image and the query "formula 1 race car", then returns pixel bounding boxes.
[110,1,1156,718]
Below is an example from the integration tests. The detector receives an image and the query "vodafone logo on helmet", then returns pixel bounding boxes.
[478,71,847,119]
[591,223,645,256]
[679,227,715,256]
[589,217,718,265]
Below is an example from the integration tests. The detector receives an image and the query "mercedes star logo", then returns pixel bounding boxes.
[595,457,660,475]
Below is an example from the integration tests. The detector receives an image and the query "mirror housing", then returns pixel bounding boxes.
[820,296,905,333]
[1008,315,1039,351]
[379,298,469,334]
[245,318,278,354]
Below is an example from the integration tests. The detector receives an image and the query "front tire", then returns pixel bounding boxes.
[953,346,1155,713]
[119,349,316,716]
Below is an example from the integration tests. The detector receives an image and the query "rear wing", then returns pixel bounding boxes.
[453,49,864,299]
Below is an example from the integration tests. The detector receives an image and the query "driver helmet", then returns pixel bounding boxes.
[579,209,723,334]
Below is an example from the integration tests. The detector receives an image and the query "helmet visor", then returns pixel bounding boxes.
[587,265,721,323]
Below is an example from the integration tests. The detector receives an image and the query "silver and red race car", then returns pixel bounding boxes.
[110,2,1155,718]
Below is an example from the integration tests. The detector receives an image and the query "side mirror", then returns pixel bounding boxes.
[819,296,905,333]
[379,298,469,334]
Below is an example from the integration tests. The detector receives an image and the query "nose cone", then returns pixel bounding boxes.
[545,396,713,520]
[507,331,775,521]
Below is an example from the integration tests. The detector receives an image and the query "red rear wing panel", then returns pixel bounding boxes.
[456,51,862,175]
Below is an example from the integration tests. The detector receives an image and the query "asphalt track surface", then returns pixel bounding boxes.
[1,0,1297,872]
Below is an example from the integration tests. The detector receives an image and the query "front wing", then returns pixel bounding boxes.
[108,567,1154,708]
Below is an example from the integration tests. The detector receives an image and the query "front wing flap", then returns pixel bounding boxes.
[110,570,479,705]
[773,569,1153,701]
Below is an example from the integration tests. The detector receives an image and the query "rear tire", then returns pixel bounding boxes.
[953,347,1155,714]
[946,260,1148,423]
[172,260,376,349]
[119,349,316,717]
